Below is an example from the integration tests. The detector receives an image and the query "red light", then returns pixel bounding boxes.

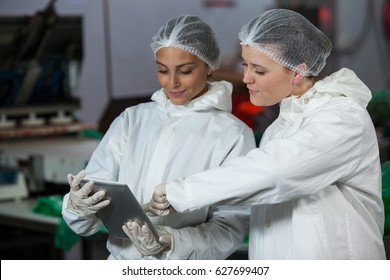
[385,0,390,38]
[318,6,333,31]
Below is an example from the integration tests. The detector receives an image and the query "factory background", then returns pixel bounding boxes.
[1,0,388,124]
[0,0,389,260]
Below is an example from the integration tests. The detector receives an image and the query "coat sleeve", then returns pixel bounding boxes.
[166,103,368,212]
[84,112,129,180]
[163,206,250,260]
[61,113,127,235]
[61,193,103,236]
[160,125,255,260]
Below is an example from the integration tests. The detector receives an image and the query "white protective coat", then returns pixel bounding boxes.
[166,69,386,259]
[62,80,256,259]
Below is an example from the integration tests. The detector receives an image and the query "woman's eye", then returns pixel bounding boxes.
[180,69,192,75]
[158,69,168,74]
[254,67,266,75]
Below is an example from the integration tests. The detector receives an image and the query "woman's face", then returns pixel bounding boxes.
[241,45,296,106]
[155,47,210,105]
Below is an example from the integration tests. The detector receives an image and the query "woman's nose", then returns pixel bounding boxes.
[168,74,179,88]
[242,68,253,85]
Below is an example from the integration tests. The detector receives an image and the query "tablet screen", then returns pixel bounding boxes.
[80,178,159,240]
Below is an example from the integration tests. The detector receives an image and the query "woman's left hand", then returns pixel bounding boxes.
[122,221,171,256]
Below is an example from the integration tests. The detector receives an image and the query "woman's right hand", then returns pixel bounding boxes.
[66,170,110,216]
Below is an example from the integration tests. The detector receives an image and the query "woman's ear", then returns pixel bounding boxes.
[293,64,307,85]
[293,72,304,85]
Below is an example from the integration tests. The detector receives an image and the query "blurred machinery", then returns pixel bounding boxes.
[0,167,28,201]
[0,0,82,130]
[0,0,98,198]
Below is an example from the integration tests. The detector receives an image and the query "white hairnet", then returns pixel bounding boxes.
[239,9,332,76]
[151,14,221,70]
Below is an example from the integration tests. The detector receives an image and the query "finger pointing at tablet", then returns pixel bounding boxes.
[144,184,176,216]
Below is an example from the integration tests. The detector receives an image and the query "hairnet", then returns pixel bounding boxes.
[238,9,332,76]
[151,14,221,70]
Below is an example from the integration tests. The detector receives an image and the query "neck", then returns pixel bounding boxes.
[292,77,315,97]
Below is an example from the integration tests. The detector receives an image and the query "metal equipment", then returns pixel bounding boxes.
[0,0,83,132]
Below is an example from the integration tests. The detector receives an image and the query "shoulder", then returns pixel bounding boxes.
[104,101,157,132]
[207,110,254,135]
[305,91,368,122]
[116,101,158,121]
[317,95,369,125]
[305,96,373,143]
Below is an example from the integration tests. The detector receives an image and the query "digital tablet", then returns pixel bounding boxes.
[80,178,159,240]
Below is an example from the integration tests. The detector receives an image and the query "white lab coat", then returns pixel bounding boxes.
[62,80,256,260]
[166,69,386,259]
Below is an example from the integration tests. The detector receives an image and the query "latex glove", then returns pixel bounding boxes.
[143,184,176,216]
[122,221,171,256]
[67,170,110,216]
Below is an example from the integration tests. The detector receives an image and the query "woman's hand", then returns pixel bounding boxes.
[143,184,176,216]
[66,170,110,216]
[122,221,171,256]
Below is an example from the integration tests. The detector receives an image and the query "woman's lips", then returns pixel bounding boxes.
[248,89,257,95]
[169,90,185,97]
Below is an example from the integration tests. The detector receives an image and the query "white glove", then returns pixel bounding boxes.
[122,221,171,256]
[66,170,110,216]
[143,184,176,216]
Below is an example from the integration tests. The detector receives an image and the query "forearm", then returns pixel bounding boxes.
[164,206,249,260]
